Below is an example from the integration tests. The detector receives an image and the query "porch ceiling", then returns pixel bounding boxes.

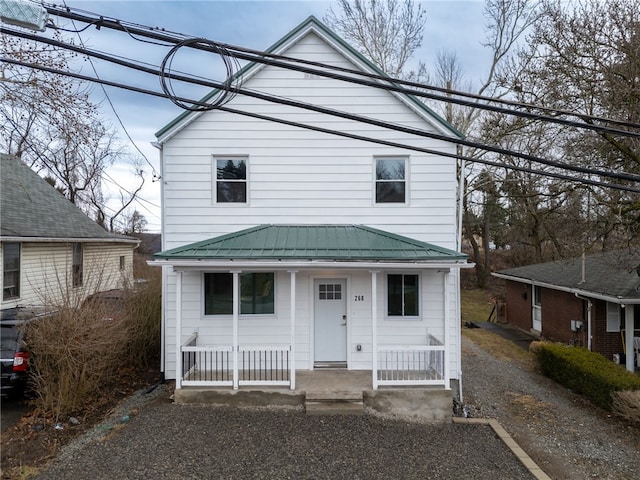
[154,225,468,263]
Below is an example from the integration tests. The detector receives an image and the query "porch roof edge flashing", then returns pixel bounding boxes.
[148,259,474,270]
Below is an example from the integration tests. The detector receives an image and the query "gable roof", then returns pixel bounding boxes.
[156,15,464,142]
[494,250,640,303]
[154,224,468,264]
[0,154,137,243]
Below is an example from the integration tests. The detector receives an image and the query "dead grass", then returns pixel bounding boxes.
[461,288,534,366]
[612,390,640,424]
[461,288,495,323]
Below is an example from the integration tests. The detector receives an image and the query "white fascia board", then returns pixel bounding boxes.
[148,259,474,271]
[1,236,139,245]
[492,272,640,305]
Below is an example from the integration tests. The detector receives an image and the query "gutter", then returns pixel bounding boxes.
[1,236,140,245]
[148,259,475,270]
[492,272,640,305]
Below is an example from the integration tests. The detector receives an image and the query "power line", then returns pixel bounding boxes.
[4,26,639,187]
[41,3,640,138]
[3,55,639,196]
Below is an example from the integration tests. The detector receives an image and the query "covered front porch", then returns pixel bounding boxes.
[152,225,472,400]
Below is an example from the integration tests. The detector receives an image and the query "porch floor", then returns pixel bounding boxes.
[174,369,453,421]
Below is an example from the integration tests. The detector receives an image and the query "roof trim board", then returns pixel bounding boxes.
[155,16,464,143]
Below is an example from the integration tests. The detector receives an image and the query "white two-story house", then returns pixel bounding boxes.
[151,17,471,413]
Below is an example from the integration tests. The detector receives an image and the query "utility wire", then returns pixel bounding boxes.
[4,27,639,186]
[3,56,639,195]
[41,3,640,137]
[60,0,160,180]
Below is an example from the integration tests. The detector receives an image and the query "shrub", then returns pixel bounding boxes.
[24,262,162,420]
[24,301,132,420]
[535,343,640,411]
[124,264,162,368]
[612,390,640,424]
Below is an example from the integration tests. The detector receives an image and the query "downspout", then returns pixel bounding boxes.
[574,293,592,351]
[456,147,465,403]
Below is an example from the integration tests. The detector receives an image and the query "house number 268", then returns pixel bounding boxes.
[354,295,365,302]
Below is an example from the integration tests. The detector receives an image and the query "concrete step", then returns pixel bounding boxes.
[305,391,363,402]
[305,400,365,416]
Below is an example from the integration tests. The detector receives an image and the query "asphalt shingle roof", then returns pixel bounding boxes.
[155,225,467,262]
[1,154,135,242]
[496,250,640,300]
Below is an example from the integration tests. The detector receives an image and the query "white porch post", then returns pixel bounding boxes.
[443,270,451,389]
[625,305,634,372]
[175,270,183,390]
[232,270,241,390]
[371,270,379,390]
[289,270,297,390]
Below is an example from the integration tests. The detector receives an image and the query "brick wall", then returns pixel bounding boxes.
[540,289,587,346]
[505,281,532,331]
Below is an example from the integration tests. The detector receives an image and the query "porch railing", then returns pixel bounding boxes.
[376,334,445,387]
[180,334,291,388]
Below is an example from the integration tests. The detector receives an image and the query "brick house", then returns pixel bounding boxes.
[494,251,640,372]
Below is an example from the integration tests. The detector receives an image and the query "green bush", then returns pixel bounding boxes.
[536,343,640,411]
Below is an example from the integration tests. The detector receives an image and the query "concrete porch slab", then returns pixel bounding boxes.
[173,370,453,421]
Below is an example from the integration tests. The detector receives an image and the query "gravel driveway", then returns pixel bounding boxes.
[462,337,640,480]
[33,334,640,480]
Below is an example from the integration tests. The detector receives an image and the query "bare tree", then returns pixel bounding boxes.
[324,0,427,79]
[484,0,640,261]
[1,32,146,231]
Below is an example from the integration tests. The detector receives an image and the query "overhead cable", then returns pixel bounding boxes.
[3,55,639,195]
[4,27,639,186]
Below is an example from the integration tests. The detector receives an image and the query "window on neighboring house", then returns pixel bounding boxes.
[72,243,83,287]
[387,274,419,317]
[375,157,406,203]
[204,272,274,315]
[215,157,247,203]
[119,255,125,271]
[3,243,20,300]
[606,302,622,332]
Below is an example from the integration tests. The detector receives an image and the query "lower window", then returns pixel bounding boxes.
[387,274,419,317]
[204,272,275,315]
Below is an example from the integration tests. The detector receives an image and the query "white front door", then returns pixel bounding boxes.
[314,279,347,364]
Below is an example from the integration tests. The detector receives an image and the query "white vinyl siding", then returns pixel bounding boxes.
[159,31,461,380]
[0,242,135,309]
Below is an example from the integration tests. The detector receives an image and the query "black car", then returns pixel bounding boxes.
[1,307,54,398]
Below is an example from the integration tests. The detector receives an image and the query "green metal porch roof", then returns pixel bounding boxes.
[154,225,467,262]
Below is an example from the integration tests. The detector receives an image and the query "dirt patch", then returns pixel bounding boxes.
[0,366,161,480]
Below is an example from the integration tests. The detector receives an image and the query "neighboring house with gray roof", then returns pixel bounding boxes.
[1,154,139,310]
[150,16,472,416]
[493,250,640,372]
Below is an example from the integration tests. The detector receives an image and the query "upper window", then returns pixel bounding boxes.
[215,158,247,203]
[3,243,20,300]
[376,157,406,203]
[387,274,419,317]
[72,243,83,287]
[204,272,274,315]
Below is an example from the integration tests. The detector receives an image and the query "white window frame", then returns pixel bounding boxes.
[212,155,249,205]
[385,273,421,320]
[2,242,21,301]
[374,156,409,205]
[203,271,276,317]
[72,242,83,288]
[606,301,621,332]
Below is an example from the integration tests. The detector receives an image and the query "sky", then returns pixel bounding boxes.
[29,0,493,232]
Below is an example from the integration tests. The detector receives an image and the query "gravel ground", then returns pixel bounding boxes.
[462,337,640,480]
[33,334,640,480]
[35,385,533,480]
